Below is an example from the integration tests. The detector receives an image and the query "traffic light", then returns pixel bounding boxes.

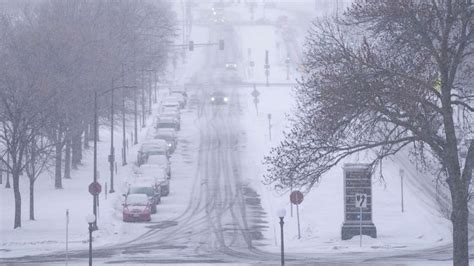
[219,39,224,50]
[189,41,194,51]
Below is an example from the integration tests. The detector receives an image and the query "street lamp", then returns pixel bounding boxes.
[277,208,286,266]
[86,214,96,266]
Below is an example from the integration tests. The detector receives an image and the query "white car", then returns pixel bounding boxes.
[162,100,181,110]
[138,140,170,165]
[136,164,170,196]
[154,129,177,153]
[165,95,185,108]
[147,154,171,178]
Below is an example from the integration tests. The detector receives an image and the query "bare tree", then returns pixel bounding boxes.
[265,1,474,265]
[25,135,53,220]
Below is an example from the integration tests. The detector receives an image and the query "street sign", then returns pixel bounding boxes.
[249,61,255,67]
[251,89,260,98]
[253,98,259,104]
[88,182,102,196]
[290,190,304,205]
[355,193,367,208]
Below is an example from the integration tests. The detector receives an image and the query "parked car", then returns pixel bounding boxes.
[165,95,185,108]
[162,100,181,110]
[153,129,177,153]
[146,154,171,178]
[156,117,180,131]
[127,182,161,213]
[210,91,228,104]
[160,110,180,123]
[136,164,170,196]
[137,140,169,165]
[171,90,188,103]
[122,194,152,222]
[137,175,169,197]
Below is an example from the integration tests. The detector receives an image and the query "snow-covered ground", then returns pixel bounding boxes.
[0,1,460,265]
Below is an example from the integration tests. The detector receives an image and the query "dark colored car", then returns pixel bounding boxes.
[210,91,228,104]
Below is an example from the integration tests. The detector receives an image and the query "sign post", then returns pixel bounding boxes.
[355,193,367,246]
[290,190,304,239]
[341,164,377,240]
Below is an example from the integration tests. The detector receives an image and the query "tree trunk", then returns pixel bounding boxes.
[29,179,35,220]
[84,124,90,149]
[451,190,469,266]
[71,133,82,169]
[64,138,71,179]
[55,140,63,189]
[12,168,21,228]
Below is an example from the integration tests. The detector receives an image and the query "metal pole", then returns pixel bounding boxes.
[66,209,69,265]
[296,204,301,239]
[109,88,115,193]
[93,92,98,229]
[359,206,362,247]
[148,72,152,115]
[290,181,293,217]
[121,69,127,165]
[88,223,93,266]
[154,72,158,104]
[401,175,404,213]
[400,169,404,213]
[279,217,285,266]
[141,72,146,127]
[134,85,138,144]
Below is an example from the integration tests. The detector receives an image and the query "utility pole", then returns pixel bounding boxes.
[121,68,127,165]
[141,71,146,127]
[109,83,115,194]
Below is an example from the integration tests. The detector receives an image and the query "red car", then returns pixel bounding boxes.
[122,194,152,222]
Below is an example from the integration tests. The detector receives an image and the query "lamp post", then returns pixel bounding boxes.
[86,214,96,266]
[93,92,98,229]
[277,208,286,266]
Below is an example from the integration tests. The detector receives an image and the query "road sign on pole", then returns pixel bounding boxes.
[290,190,304,239]
[88,182,102,196]
[290,191,304,205]
[355,193,367,208]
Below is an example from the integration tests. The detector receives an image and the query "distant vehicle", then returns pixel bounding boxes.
[156,117,180,131]
[162,100,181,110]
[225,63,237,70]
[146,154,171,178]
[126,183,161,213]
[164,96,184,108]
[165,95,185,108]
[138,140,169,165]
[122,194,152,222]
[159,112,180,124]
[210,91,229,104]
[170,90,188,101]
[136,164,170,196]
[153,128,178,153]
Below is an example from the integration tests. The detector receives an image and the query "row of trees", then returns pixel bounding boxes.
[0,0,176,229]
[265,0,473,265]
